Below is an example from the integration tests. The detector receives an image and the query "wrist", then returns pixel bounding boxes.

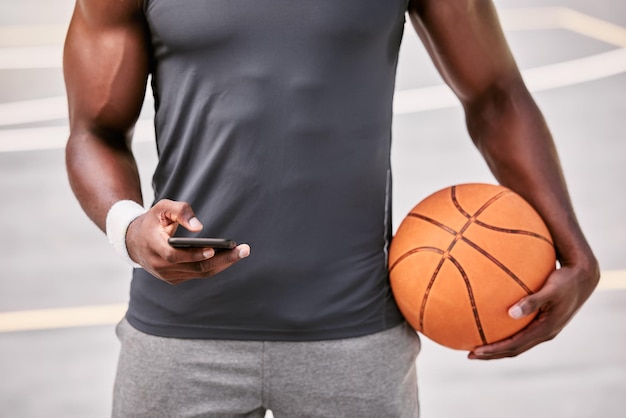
[105,200,147,268]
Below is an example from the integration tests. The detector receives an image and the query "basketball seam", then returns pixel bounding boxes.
[389,246,443,272]
[472,219,554,245]
[406,212,456,235]
[418,255,445,332]
[461,236,533,294]
[452,186,508,219]
[447,255,487,345]
[416,254,487,346]
[454,185,553,244]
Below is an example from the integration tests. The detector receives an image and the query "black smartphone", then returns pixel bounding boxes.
[168,237,237,251]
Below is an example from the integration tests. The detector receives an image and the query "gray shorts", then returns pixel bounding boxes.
[112,319,420,418]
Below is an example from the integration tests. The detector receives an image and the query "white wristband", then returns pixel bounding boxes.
[105,200,147,268]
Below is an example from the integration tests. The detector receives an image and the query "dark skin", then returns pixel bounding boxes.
[64,0,599,358]
[63,0,250,285]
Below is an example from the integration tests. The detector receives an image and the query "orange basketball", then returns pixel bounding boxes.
[389,183,556,351]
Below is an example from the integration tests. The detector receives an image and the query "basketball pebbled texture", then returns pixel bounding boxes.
[388,183,556,350]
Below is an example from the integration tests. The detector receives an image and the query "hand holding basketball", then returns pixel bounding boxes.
[389,184,556,350]
[468,263,590,359]
[389,183,599,359]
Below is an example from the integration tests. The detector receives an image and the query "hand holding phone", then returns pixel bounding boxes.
[125,199,248,284]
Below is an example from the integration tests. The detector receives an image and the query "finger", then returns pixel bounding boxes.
[469,269,582,360]
[507,294,542,320]
[468,312,554,360]
[201,244,251,277]
[470,283,558,359]
[139,239,215,278]
[469,334,546,360]
[467,293,548,359]
[160,246,216,265]
[508,277,560,319]
[468,338,524,360]
[173,244,251,278]
[152,244,251,282]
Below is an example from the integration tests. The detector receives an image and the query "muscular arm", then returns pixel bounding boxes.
[64,0,148,230]
[408,0,599,358]
[64,0,249,282]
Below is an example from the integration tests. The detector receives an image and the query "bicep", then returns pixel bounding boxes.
[407,0,521,105]
[64,0,150,145]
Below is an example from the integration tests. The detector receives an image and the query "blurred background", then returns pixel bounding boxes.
[1,0,624,417]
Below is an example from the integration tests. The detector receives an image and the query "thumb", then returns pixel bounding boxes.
[155,200,203,233]
[508,291,546,319]
[181,216,203,232]
[509,267,568,320]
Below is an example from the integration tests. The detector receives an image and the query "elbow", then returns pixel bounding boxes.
[463,76,534,151]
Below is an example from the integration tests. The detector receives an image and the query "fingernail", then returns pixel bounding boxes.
[468,351,479,359]
[202,248,214,258]
[238,246,250,259]
[189,217,202,230]
[509,305,524,319]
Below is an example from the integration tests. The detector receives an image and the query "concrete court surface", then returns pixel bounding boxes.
[0,0,625,417]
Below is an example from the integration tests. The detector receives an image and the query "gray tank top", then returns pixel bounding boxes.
[128,0,408,340]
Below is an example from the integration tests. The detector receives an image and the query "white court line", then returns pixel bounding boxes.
[0,24,67,48]
[0,303,127,333]
[0,96,68,126]
[2,44,622,134]
[499,7,626,48]
[0,45,62,69]
[2,7,626,70]
[0,7,624,132]
[8,8,616,49]
[0,119,155,153]
[0,270,624,333]
[393,47,626,114]
[597,270,626,291]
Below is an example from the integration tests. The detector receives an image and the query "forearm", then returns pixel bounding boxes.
[66,130,143,233]
[410,0,599,358]
[465,81,597,272]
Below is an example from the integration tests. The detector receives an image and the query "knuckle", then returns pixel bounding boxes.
[174,200,191,212]
[162,249,178,264]
[506,350,522,358]
[194,259,214,273]
[155,269,183,283]
[154,199,172,209]
[225,251,241,263]
[151,266,170,279]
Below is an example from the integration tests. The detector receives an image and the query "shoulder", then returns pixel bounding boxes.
[408,0,493,17]
[73,0,146,28]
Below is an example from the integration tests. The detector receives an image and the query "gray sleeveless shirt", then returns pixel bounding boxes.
[128,0,408,340]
